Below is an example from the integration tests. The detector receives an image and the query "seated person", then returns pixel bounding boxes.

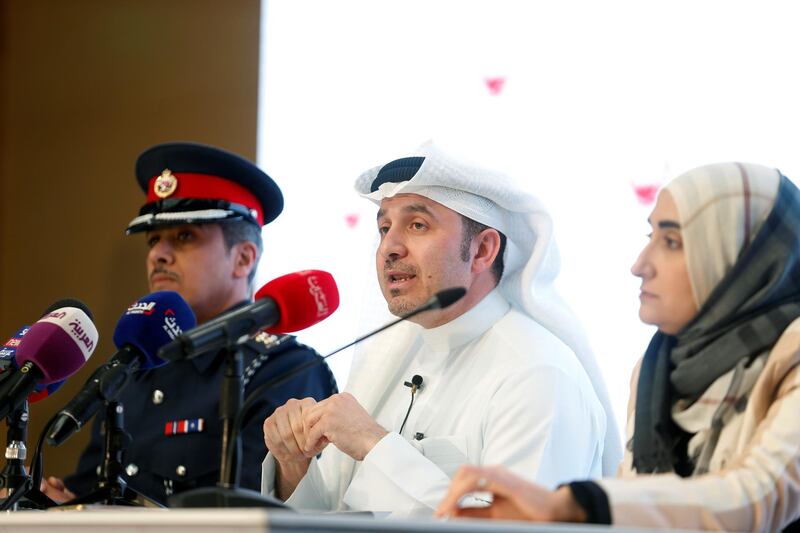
[261,142,621,516]
[437,162,800,531]
[43,142,337,505]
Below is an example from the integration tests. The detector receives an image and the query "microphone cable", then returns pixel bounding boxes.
[398,375,423,436]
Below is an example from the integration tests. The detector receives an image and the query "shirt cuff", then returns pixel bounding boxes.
[568,480,612,525]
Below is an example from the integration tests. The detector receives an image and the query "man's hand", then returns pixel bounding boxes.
[40,476,76,503]
[303,393,388,461]
[263,397,319,500]
[434,465,587,523]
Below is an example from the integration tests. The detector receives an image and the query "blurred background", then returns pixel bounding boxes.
[0,0,261,477]
[2,0,799,478]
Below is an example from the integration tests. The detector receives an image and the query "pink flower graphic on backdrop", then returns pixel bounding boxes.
[344,213,360,228]
[632,184,660,205]
[484,77,506,96]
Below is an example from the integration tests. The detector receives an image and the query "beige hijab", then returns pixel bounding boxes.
[665,162,780,309]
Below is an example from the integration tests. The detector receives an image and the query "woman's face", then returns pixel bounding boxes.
[631,190,698,335]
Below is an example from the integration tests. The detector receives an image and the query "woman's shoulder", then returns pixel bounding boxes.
[770,317,800,364]
[760,317,800,392]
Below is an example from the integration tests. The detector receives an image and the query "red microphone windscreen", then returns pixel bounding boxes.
[255,270,339,333]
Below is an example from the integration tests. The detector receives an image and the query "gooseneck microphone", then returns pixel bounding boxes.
[0,300,97,419]
[47,291,196,446]
[221,286,467,482]
[159,270,339,362]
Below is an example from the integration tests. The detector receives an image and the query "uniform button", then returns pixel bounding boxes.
[152,390,164,404]
[176,465,187,477]
[126,463,139,476]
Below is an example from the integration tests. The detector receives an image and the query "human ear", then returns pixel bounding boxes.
[471,229,501,274]
[232,240,258,280]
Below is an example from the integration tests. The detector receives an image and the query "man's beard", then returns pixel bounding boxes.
[386,291,423,317]
[382,259,422,316]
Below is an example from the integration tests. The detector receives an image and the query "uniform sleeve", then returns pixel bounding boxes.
[341,364,605,514]
[597,365,800,531]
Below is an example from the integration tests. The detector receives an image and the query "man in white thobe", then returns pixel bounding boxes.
[261,143,622,517]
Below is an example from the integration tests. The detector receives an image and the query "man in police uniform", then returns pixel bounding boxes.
[42,142,337,505]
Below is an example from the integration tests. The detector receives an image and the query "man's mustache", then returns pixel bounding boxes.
[383,261,417,275]
[150,267,178,281]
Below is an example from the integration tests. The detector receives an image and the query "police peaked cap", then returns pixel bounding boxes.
[126,142,283,234]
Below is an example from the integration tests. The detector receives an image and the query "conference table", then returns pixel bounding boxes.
[0,508,696,532]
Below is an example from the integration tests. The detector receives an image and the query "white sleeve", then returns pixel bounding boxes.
[261,452,338,511]
[343,432,452,513]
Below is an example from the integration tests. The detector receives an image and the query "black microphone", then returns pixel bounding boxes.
[403,374,423,393]
[399,374,424,436]
[220,287,467,482]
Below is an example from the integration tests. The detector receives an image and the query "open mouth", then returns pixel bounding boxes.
[388,273,416,286]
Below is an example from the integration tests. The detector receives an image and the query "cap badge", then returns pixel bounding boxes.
[154,169,178,198]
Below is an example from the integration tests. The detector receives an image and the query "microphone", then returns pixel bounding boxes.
[400,374,424,435]
[0,301,97,419]
[1,327,66,405]
[403,374,424,393]
[46,291,196,446]
[220,286,467,481]
[159,270,340,362]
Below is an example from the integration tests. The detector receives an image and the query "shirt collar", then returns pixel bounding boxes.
[419,289,509,356]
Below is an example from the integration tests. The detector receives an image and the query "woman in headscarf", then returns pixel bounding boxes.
[435,162,800,531]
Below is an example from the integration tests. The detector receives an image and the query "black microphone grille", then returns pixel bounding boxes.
[433,287,467,309]
[41,298,93,320]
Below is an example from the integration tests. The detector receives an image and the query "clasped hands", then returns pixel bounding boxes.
[263,392,388,466]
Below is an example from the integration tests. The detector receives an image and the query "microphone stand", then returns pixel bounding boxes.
[0,402,56,511]
[61,401,162,508]
[218,344,243,489]
[169,344,287,508]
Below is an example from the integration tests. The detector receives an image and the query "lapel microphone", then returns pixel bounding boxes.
[403,374,423,392]
[400,374,424,436]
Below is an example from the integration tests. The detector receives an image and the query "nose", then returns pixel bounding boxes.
[147,238,175,268]
[631,241,653,279]
[377,226,407,262]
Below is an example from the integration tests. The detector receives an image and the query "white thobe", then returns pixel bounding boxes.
[261,291,606,517]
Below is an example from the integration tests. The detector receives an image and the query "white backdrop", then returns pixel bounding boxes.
[256,0,800,437]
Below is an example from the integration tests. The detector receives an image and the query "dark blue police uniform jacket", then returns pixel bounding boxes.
[65,331,337,505]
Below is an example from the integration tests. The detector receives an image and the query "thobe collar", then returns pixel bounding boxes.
[418,289,509,362]
[189,299,252,374]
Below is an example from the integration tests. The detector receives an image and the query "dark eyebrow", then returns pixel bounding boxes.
[658,220,681,229]
[404,204,434,216]
[377,203,435,220]
[646,217,682,230]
